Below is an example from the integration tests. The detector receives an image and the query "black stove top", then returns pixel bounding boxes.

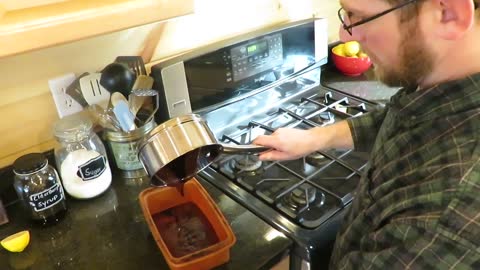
[209,87,371,229]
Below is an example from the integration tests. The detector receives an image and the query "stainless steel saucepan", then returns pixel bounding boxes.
[137,114,268,187]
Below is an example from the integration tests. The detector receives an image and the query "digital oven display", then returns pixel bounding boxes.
[229,34,283,82]
[247,41,268,56]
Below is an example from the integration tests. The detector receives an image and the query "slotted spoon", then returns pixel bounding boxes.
[79,73,111,109]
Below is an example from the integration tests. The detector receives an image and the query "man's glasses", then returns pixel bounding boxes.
[338,0,419,35]
[339,0,479,36]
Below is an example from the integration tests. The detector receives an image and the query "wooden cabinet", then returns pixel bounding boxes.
[0,0,194,58]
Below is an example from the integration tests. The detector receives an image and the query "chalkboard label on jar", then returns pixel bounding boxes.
[77,155,107,181]
[29,183,65,212]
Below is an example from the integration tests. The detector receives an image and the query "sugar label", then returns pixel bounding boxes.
[77,155,107,181]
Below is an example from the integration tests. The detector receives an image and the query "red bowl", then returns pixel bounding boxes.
[331,49,372,76]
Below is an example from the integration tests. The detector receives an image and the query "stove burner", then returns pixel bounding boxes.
[295,103,317,116]
[276,79,299,91]
[231,156,263,172]
[305,152,329,167]
[308,111,334,126]
[290,187,316,206]
[317,111,334,121]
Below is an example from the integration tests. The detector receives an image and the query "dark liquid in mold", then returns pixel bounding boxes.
[152,202,219,258]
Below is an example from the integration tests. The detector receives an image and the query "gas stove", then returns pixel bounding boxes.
[151,19,380,270]
[199,67,378,269]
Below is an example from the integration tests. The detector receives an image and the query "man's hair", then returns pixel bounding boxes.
[382,0,422,22]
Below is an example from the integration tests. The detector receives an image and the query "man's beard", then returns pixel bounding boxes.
[373,21,434,88]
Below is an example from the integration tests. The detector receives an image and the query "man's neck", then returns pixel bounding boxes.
[419,28,480,88]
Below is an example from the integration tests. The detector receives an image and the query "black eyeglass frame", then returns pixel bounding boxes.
[338,0,419,35]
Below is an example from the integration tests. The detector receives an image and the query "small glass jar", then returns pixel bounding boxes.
[104,119,156,178]
[13,153,67,226]
[53,114,112,199]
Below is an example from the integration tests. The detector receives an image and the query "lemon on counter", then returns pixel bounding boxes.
[344,41,360,57]
[1,231,30,252]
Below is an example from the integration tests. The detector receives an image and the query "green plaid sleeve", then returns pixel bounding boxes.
[335,159,480,269]
[336,230,480,269]
[346,107,387,152]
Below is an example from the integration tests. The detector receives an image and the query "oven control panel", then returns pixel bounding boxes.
[227,33,283,82]
[150,19,328,123]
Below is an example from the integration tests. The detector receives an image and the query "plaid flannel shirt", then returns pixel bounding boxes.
[329,73,480,269]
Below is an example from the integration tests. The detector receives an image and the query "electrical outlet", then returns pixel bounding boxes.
[49,73,83,118]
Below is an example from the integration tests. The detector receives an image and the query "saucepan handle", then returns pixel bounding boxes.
[220,144,270,155]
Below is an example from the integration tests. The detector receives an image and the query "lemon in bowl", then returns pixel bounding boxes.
[332,44,346,57]
[343,41,361,57]
[331,41,372,76]
[1,230,30,252]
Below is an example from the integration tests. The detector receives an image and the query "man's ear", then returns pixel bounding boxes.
[429,0,475,40]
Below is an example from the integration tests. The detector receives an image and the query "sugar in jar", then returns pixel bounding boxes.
[53,114,112,199]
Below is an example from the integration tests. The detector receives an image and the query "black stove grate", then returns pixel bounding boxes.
[211,91,371,229]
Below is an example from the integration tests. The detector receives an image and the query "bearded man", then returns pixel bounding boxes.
[254,0,480,268]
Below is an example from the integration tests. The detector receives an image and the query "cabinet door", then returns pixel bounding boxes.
[0,0,68,11]
[0,0,194,58]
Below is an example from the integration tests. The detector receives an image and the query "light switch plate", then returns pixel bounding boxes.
[49,73,84,118]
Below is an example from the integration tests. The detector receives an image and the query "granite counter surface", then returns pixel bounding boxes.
[322,65,401,104]
[0,172,291,270]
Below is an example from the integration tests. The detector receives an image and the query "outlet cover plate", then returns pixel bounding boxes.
[48,73,83,118]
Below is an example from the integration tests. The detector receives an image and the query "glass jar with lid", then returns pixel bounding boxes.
[13,153,67,226]
[53,114,112,199]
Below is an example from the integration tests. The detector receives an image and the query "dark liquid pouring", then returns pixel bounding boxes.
[153,149,202,196]
[152,202,219,258]
[175,183,185,196]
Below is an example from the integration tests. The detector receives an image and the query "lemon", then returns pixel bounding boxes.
[332,44,346,57]
[1,231,30,252]
[344,41,360,57]
[358,52,369,59]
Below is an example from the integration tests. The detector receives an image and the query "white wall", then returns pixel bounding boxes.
[0,0,340,167]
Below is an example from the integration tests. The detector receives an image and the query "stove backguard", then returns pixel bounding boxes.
[150,19,328,123]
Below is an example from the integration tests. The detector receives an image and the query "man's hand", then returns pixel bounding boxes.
[253,121,354,161]
[253,128,318,160]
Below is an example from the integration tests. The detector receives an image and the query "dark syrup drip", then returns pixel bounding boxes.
[154,149,201,196]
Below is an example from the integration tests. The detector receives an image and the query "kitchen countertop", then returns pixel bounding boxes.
[322,65,401,104]
[0,171,292,270]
